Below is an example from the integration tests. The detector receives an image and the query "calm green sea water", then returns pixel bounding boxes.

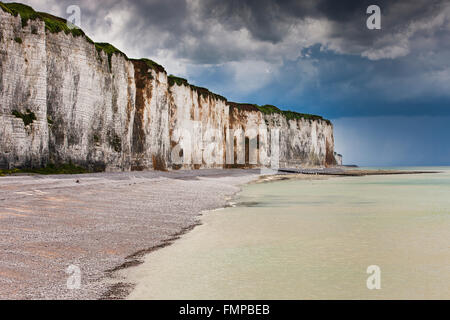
[123,167,450,299]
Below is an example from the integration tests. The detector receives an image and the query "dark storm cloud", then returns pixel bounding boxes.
[21,0,450,62]
[198,0,447,52]
[196,0,312,43]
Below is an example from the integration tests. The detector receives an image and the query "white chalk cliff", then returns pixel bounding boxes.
[0,3,339,171]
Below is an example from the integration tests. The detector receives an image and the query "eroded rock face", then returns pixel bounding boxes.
[226,104,336,169]
[169,83,229,169]
[130,60,170,171]
[265,113,336,168]
[0,9,336,171]
[45,31,136,172]
[0,13,47,169]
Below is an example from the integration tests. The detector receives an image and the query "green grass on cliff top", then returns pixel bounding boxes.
[0,2,86,38]
[137,58,166,74]
[94,42,127,69]
[0,163,88,176]
[281,110,331,124]
[168,75,189,87]
[168,75,227,102]
[230,103,331,124]
[0,2,121,67]
[94,42,127,58]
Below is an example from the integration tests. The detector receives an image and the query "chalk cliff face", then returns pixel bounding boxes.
[46,31,137,172]
[168,83,229,170]
[130,60,169,171]
[0,4,338,171]
[0,11,47,169]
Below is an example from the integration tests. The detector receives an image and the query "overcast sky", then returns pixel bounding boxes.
[10,0,450,166]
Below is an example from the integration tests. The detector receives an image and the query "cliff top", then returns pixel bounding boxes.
[0,1,332,126]
[167,75,228,103]
[0,2,88,38]
[228,103,331,125]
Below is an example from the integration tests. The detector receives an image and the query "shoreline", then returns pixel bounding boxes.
[0,168,440,299]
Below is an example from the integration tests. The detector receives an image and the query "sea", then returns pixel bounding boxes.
[122,167,450,299]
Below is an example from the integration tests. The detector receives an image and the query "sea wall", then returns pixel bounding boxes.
[0,4,338,171]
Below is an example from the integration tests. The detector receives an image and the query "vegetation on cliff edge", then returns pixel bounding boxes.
[95,42,127,69]
[257,104,331,124]
[0,2,87,38]
[136,58,166,74]
[168,75,189,87]
[229,103,332,125]
[190,85,227,102]
[0,2,128,68]
[168,75,227,102]
[0,163,88,176]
